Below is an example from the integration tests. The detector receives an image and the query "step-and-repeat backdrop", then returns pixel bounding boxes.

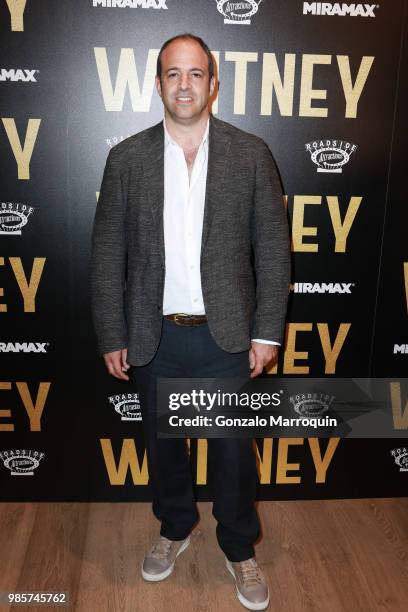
[0,0,407,501]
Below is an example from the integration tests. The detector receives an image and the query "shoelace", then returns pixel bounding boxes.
[238,558,263,587]
[150,536,173,559]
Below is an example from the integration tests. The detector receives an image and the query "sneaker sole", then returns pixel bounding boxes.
[225,558,270,611]
[141,535,191,582]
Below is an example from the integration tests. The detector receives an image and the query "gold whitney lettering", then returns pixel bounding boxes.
[0,382,50,432]
[389,383,408,430]
[0,257,45,312]
[290,195,362,253]
[94,47,374,118]
[100,438,341,485]
[4,0,28,32]
[268,323,350,375]
[1,118,41,180]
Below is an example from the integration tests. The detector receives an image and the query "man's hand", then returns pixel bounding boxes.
[103,348,130,381]
[249,342,278,378]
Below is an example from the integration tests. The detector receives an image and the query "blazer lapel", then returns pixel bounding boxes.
[201,114,232,256]
[142,121,165,263]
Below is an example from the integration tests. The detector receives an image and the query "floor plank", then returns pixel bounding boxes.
[0,499,406,611]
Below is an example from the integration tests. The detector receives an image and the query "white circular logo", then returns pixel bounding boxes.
[311,147,350,170]
[217,0,261,21]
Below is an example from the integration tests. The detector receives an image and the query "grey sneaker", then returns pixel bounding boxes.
[226,556,270,610]
[141,535,190,582]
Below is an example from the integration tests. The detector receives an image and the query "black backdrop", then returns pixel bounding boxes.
[0,0,407,501]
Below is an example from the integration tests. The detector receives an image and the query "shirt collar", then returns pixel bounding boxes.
[163,116,209,149]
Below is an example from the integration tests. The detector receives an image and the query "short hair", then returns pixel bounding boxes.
[156,33,215,81]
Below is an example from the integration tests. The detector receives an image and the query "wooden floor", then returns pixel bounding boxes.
[0,498,407,611]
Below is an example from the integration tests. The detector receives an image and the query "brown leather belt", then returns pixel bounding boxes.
[164,313,208,326]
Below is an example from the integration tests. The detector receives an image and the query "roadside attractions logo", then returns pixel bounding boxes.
[215,0,263,24]
[390,448,408,472]
[305,139,358,173]
[108,393,142,421]
[105,134,132,149]
[0,450,45,476]
[0,202,34,235]
[290,392,335,417]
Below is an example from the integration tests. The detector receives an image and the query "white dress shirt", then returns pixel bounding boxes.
[162,118,279,347]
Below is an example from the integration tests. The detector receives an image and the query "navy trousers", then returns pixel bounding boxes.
[129,318,261,562]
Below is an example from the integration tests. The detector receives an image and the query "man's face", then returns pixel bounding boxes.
[156,38,215,125]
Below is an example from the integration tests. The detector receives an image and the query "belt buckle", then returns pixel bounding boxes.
[174,313,189,326]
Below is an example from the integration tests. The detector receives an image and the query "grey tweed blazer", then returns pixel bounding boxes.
[90,114,290,366]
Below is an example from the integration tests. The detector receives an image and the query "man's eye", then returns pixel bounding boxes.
[168,73,178,78]
[192,73,202,78]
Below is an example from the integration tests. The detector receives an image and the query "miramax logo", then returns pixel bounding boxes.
[290,282,355,294]
[215,0,263,24]
[92,0,168,8]
[0,342,49,353]
[0,69,39,83]
[303,2,379,17]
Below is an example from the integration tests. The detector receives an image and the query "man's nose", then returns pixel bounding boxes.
[179,73,190,89]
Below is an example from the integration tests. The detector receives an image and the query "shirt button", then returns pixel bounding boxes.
[193,298,198,303]
[190,265,195,270]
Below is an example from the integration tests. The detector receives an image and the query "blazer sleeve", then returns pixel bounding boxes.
[250,140,291,345]
[90,148,128,355]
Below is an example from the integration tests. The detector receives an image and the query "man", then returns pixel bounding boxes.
[91,33,290,611]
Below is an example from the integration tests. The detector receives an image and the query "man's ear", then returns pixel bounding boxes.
[209,75,215,97]
[155,76,162,98]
